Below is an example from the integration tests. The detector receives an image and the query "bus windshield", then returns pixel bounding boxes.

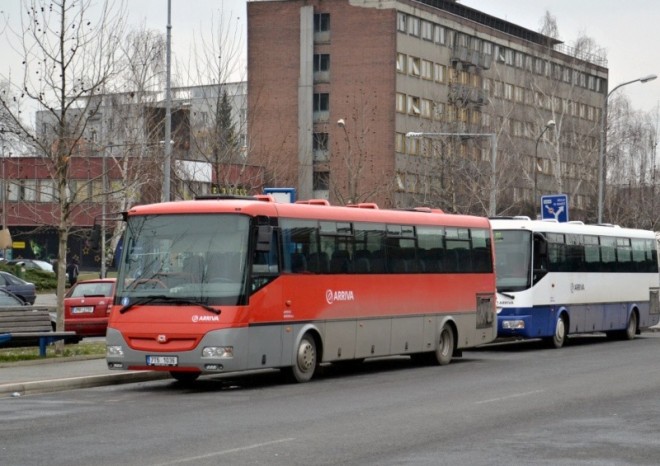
[116,213,250,306]
[493,229,532,292]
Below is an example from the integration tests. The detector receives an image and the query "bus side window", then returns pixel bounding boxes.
[253,230,280,274]
[533,234,548,284]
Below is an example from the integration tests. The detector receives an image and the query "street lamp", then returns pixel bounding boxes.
[597,73,657,223]
[534,120,556,214]
[406,131,497,216]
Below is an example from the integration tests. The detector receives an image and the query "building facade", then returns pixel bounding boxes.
[2,82,261,267]
[247,0,607,218]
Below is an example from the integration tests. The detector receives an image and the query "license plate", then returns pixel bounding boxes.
[72,306,94,314]
[146,356,178,367]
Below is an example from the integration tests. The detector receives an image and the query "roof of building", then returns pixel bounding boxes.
[416,0,562,48]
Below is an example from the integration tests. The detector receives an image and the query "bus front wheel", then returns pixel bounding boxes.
[284,334,318,383]
[547,314,567,349]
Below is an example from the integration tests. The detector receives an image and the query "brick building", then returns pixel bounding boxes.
[247,0,607,218]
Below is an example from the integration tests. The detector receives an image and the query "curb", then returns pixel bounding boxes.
[0,371,171,398]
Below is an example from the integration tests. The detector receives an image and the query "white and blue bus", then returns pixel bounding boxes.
[491,218,660,348]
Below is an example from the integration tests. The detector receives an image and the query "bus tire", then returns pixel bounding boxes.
[624,311,638,340]
[547,314,567,349]
[435,324,454,366]
[170,371,200,384]
[284,334,318,383]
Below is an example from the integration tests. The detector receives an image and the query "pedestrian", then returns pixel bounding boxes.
[66,259,79,287]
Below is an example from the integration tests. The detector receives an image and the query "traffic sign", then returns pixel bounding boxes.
[541,194,569,222]
[263,187,296,203]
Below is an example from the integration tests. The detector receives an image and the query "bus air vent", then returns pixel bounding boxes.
[347,203,379,209]
[295,199,330,206]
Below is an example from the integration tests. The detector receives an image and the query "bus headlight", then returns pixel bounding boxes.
[502,320,525,330]
[202,346,234,358]
[106,345,124,357]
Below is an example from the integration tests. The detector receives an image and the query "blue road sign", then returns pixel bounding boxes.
[263,187,297,203]
[541,194,569,222]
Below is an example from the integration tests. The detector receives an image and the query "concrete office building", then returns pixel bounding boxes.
[247,0,607,218]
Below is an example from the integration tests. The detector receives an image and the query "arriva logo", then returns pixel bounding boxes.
[326,289,355,304]
[192,315,220,322]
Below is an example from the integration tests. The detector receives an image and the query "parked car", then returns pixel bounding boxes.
[0,271,37,305]
[0,288,28,307]
[64,278,116,337]
[6,259,55,274]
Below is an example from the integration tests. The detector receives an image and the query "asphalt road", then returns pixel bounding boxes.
[3,333,660,465]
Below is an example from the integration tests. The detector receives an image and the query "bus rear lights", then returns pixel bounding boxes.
[502,320,526,330]
[106,345,124,356]
[202,346,234,358]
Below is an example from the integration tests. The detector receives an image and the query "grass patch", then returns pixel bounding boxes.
[0,341,106,363]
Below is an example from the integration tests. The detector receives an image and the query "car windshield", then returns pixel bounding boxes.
[116,213,250,306]
[493,229,532,292]
[70,282,114,298]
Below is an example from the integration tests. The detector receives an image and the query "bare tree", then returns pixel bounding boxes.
[0,0,125,346]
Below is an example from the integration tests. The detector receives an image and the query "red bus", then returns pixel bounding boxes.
[106,196,497,383]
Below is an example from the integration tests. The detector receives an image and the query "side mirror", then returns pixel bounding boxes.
[256,225,273,252]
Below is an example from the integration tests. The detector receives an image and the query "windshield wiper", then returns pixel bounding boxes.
[498,291,516,300]
[119,295,168,314]
[119,295,220,315]
[159,297,220,315]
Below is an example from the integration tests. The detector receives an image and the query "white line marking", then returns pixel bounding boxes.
[154,438,296,465]
[475,389,544,405]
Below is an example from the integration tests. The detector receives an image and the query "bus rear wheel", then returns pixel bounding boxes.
[435,324,454,365]
[284,334,318,383]
[608,311,638,341]
[624,311,638,340]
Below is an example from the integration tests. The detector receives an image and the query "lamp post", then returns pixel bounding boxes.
[162,0,173,202]
[597,74,657,223]
[406,131,497,216]
[534,120,556,215]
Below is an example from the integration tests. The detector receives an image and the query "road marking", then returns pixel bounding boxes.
[475,389,544,405]
[154,438,296,465]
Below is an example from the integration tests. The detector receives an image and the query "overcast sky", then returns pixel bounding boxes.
[1,0,659,116]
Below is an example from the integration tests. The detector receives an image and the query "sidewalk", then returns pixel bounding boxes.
[0,356,169,398]
[1,293,169,398]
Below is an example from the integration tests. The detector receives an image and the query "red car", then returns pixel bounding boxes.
[64,278,116,337]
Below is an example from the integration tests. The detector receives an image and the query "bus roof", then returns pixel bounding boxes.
[489,218,656,240]
[125,197,491,229]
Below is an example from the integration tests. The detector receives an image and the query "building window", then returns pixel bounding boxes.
[407,96,421,115]
[395,132,405,153]
[38,179,55,202]
[408,56,420,77]
[421,60,433,80]
[407,16,420,36]
[421,99,432,118]
[434,63,445,83]
[421,20,433,41]
[313,54,330,82]
[313,54,330,72]
[433,102,444,120]
[396,93,406,113]
[313,132,328,151]
[397,12,406,32]
[313,93,329,112]
[313,171,329,191]
[314,13,330,33]
[396,53,406,73]
[434,25,446,45]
